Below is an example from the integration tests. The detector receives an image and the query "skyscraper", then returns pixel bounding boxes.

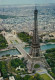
[30,6,40,57]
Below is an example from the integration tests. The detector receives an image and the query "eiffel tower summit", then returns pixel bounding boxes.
[30,6,40,57]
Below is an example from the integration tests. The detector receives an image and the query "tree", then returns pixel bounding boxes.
[15,75,22,80]
[23,75,31,80]
[28,76,36,80]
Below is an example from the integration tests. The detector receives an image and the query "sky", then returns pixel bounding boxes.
[0,0,55,5]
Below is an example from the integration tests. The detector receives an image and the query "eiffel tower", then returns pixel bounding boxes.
[30,6,40,57]
[28,6,51,71]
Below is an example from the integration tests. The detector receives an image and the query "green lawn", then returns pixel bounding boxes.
[41,74,52,80]
[15,40,18,43]
[34,64,40,68]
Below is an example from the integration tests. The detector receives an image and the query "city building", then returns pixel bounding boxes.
[9,76,15,80]
[0,77,3,80]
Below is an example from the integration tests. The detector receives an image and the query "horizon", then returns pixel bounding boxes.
[0,3,55,6]
[0,0,55,5]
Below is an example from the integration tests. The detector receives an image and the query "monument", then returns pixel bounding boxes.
[27,6,51,72]
[30,6,40,57]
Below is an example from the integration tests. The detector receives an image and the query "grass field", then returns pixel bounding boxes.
[41,74,52,80]
[34,64,40,68]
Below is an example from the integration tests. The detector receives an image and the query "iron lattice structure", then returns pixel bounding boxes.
[30,7,40,57]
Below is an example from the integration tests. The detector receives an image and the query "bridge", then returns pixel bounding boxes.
[14,44,28,58]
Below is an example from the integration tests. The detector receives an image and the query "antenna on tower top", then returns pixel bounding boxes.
[34,0,37,10]
[35,5,37,9]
